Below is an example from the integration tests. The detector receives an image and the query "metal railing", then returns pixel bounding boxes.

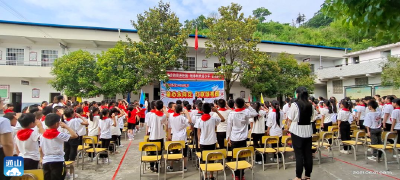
[317,56,389,70]
[0,60,53,67]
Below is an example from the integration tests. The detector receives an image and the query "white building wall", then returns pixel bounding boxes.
[391,46,400,55]
[359,51,382,61]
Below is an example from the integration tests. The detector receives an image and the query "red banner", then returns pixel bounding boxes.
[167,72,223,80]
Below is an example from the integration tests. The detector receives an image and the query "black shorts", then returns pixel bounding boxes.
[140,118,145,123]
[128,123,135,130]
[172,145,188,157]
[135,120,140,126]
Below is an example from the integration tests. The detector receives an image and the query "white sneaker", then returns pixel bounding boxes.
[256,161,262,165]
[367,148,372,152]
[394,154,398,158]
[104,158,109,164]
[119,145,124,147]
[368,156,377,161]
[166,166,173,172]
[65,173,70,180]
[343,151,349,155]
[183,167,188,172]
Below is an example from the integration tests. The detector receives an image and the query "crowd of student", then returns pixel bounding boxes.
[0,95,147,180]
[1,90,400,180]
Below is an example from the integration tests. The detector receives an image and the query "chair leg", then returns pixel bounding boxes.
[260,153,265,171]
[353,145,357,161]
[276,153,280,170]
[382,150,388,171]
[223,169,226,180]
[365,149,368,164]
[281,152,286,170]
[182,159,184,179]
[164,159,167,180]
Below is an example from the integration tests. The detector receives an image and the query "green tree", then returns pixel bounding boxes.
[381,56,400,89]
[252,7,271,23]
[303,11,333,28]
[296,13,306,26]
[322,0,400,40]
[49,50,100,97]
[275,53,315,97]
[97,41,142,97]
[127,1,190,85]
[240,52,280,98]
[205,3,260,100]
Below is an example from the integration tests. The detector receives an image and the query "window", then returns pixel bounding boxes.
[333,80,343,94]
[41,50,58,67]
[6,48,24,65]
[355,77,368,86]
[381,50,391,58]
[214,63,221,69]
[186,57,195,71]
[103,96,116,103]
[353,57,360,64]
[310,64,315,74]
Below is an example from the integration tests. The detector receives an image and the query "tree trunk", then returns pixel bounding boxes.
[225,80,231,101]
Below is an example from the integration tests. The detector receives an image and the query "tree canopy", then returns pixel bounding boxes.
[252,7,271,23]
[381,56,400,89]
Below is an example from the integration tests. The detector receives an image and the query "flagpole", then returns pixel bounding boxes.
[195,25,198,74]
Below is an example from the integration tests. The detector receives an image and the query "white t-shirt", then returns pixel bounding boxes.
[118,115,125,129]
[391,109,400,130]
[337,110,351,122]
[363,112,382,129]
[355,105,366,120]
[226,107,258,141]
[320,108,333,123]
[75,118,87,136]
[15,129,41,161]
[147,113,167,140]
[194,114,202,129]
[0,117,13,148]
[99,118,113,139]
[111,117,121,136]
[250,110,267,134]
[215,109,231,132]
[382,104,394,124]
[266,111,283,137]
[168,115,190,142]
[40,132,70,164]
[198,116,221,145]
[52,102,64,108]
[282,103,290,119]
[61,118,79,135]
[288,103,315,138]
[88,116,100,136]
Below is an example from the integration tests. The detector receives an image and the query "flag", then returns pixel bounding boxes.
[127,92,131,104]
[294,90,297,99]
[260,93,264,103]
[76,97,82,103]
[194,28,198,50]
[139,90,145,105]
[248,94,251,103]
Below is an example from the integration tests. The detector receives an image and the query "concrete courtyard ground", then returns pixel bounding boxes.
[72,131,400,180]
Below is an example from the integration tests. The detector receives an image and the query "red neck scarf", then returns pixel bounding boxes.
[102,117,108,120]
[201,114,211,121]
[235,107,246,112]
[197,111,204,114]
[380,103,384,106]
[154,110,164,117]
[187,110,191,112]
[167,109,174,113]
[41,116,46,122]
[272,109,276,112]
[219,108,227,111]
[395,107,400,110]
[358,104,365,106]
[150,109,157,113]
[65,117,73,121]
[342,108,350,111]
[43,129,60,139]
[386,103,392,105]
[173,113,180,117]
[17,129,34,141]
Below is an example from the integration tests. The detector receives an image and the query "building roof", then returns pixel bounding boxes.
[344,42,400,57]
[0,19,350,50]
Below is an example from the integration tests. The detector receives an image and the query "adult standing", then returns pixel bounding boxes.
[0,116,14,180]
[287,87,314,180]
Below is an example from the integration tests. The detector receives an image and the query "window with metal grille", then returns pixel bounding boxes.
[6,48,24,65]
[333,80,343,94]
[103,96,116,103]
[310,64,315,74]
[41,50,58,67]
[187,57,195,71]
[355,77,368,86]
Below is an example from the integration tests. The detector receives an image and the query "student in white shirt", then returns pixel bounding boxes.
[197,102,225,180]
[193,102,203,151]
[286,87,315,180]
[40,113,78,180]
[320,99,335,132]
[110,108,122,150]
[0,115,14,180]
[117,107,127,147]
[144,101,157,135]
[226,98,258,179]
[390,99,400,147]
[282,98,291,120]
[363,100,382,161]
[3,112,19,156]
[250,102,267,163]
[15,113,45,170]
[62,108,81,162]
[75,107,89,147]
[98,108,117,162]
[52,95,66,108]
[146,100,168,172]
[355,99,366,130]
[337,99,352,154]
[167,105,192,172]
[215,99,231,149]
[382,96,395,132]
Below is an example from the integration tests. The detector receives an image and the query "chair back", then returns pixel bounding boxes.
[83,136,98,145]
[320,131,333,140]
[202,149,227,162]
[312,134,320,142]
[165,141,185,151]
[232,146,254,159]
[281,136,292,152]
[10,169,44,180]
[262,136,279,148]
[143,135,149,142]
[355,130,366,142]
[139,142,161,152]
[350,125,358,131]
[328,126,338,132]
[382,131,398,147]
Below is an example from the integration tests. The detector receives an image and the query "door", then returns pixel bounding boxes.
[153,88,160,100]
[11,92,22,113]
[50,93,61,104]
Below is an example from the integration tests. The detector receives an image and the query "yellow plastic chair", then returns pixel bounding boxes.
[199,149,227,180]
[65,161,75,180]
[328,126,340,148]
[164,141,186,180]
[75,143,90,168]
[10,169,44,180]
[314,131,334,162]
[311,134,321,164]
[144,135,149,142]
[366,131,399,170]
[255,136,279,171]
[81,136,108,170]
[341,130,366,160]
[139,141,162,180]
[226,146,254,180]
[275,136,295,170]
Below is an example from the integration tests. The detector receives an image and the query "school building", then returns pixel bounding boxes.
[0,20,363,112]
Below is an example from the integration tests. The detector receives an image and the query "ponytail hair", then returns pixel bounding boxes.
[329,98,337,113]
[89,107,99,121]
[271,100,281,126]
[341,99,352,112]
[100,108,109,120]
[295,86,312,110]
[323,99,333,114]
[127,105,134,118]
[252,102,261,122]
